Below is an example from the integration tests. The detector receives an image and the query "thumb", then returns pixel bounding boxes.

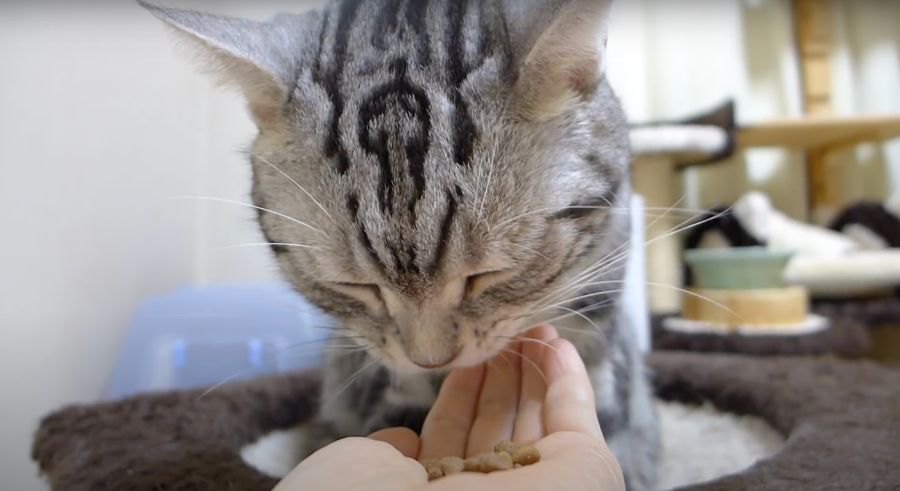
[542,338,604,439]
[369,427,421,459]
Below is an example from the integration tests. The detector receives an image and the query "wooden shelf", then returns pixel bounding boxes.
[738,114,900,152]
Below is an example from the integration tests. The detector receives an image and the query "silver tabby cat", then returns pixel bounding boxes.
[145,0,659,488]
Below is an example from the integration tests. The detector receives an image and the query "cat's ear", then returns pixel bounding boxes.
[141,1,304,127]
[511,0,612,121]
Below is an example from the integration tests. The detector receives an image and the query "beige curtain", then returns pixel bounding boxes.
[829,0,900,208]
[609,0,900,221]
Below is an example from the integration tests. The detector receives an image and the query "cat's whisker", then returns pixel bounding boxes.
[277,336,340,350]
[538,277,741,323]
[566,206,707,219]
[542,304,602,332]
[493,203,706,233]
[564,279,743,321]
[552,196,692,293]
[527,195,678,307]
[195,354,317,401]
[308,324,350,333]
[500,241,549,260]
[197,370,257,400]
[504,233,627,317]
[499,348,546,385]
[575,206,726,287]
[252,153,337,225]
[313,345,367,350]
[534,244,629,307]
[534,250,634,307]
[221,242,330,251]
[494,206,581,230]
[528,248,626,311]
[497,335,560,355]
[538,301,615,326]
[323,358,380,408]
[538,203,723,307]
[546,323,605,338]
[195,357,304,401]
[522,291,625,323]
[641,206,710,214]
[513,287,627,323]
[277,334,369,352]
[172,196,327,237]
[194,333,370,400]
[494,351,515,371]
[282,345,371,362]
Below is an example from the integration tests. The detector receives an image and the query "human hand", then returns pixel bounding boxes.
[274,325,624,491]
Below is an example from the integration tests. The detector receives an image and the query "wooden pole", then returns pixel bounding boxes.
[794,0,834,117]
[793,0,835,221]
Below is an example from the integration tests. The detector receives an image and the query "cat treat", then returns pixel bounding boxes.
[422,441,541,481]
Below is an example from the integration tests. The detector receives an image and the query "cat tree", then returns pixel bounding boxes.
[633,0,900,313]
[746,0,900,223]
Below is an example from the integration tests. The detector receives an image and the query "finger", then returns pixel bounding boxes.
[419,364,485,460]
[368,427,420,459]
[513,325,558,444]
[465,342,523,456]
[542,338,603,438]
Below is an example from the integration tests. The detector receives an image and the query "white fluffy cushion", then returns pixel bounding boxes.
[785,250,900,298]
[733,192,859,257]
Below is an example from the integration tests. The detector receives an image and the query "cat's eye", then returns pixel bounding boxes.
[327,282,386,313]
[465,269,515,300]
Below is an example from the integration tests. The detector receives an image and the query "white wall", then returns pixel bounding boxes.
[0,3,323,490]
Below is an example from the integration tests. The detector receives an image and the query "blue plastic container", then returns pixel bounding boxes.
[105,283,332,400]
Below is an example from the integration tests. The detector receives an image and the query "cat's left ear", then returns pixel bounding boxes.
[141,1,307,127]
[513,0,612,122]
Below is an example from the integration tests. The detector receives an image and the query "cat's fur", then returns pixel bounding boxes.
[144,0,659,488]
[830,202,900,249]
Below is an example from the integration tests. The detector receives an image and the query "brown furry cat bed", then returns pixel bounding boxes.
[33,353,900,491]
[651,315,872,358]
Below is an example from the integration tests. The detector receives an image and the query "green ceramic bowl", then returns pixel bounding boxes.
[685,247,793,290]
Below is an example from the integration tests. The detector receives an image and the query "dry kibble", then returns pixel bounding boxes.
[494,441,518,455]
[493,440,541,466]
[439,456,465,476]
[423,460,445,481]
[422,441,541,481]
[511,445,541,466]
[464,451,514,473]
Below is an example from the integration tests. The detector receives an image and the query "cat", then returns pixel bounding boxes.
[143,0,659,488]
[830,201,900,250]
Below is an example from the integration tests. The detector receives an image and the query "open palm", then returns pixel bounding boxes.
[275,325,624,491]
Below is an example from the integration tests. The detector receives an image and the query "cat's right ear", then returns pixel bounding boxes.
[140,1,304,128]
[508,0,613,122]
